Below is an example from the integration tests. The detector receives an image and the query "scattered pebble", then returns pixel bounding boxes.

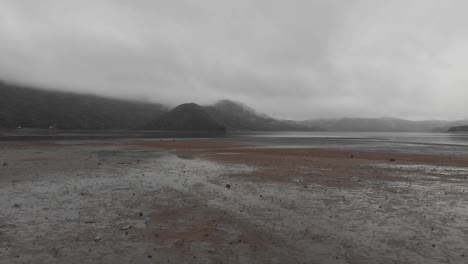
[120,225,132,231]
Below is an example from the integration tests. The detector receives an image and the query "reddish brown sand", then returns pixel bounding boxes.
[129,139,468,186]
[1,139,468,263]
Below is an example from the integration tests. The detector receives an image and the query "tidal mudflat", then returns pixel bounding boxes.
[1,138,468,264]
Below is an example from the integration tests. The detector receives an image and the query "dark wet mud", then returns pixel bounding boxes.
[1,140,468,263]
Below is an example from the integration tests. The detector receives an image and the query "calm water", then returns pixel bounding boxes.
[3,130,468,155]
[234,131,468,146]
[227,132,468,156]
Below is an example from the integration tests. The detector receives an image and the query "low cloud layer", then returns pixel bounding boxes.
[0,0,467,120]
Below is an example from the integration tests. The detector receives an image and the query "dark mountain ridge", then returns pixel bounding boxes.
[145,103,225,131]
[204,100,320,131]
[448,126,468,133]
[2,81,466,132]
[0,81,167,129]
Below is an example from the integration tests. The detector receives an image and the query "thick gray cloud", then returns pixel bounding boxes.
[0,0,467,120]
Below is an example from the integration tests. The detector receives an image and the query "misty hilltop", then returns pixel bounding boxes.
[145,100,323,132]
[1,82,467,132]
[204,100,320,131]
[448,126,468,133]
[0,82,319,131]
[0,81,167,130]
[145,103,226,131]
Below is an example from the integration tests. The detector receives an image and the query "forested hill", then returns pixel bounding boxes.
[0,81,166,129]
[448,126,468,133]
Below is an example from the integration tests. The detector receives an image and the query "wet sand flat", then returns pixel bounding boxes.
[1,139,468,263]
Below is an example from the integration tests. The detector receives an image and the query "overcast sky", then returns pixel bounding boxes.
[0,0,467,120]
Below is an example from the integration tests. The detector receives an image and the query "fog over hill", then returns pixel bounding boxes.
[0,81,166,130]
[0,82,319,131]
[204,100,320,131]
[1,1,468,121]
[448,126,468,133]
[145,103,226,131]
[1,82,467,132]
